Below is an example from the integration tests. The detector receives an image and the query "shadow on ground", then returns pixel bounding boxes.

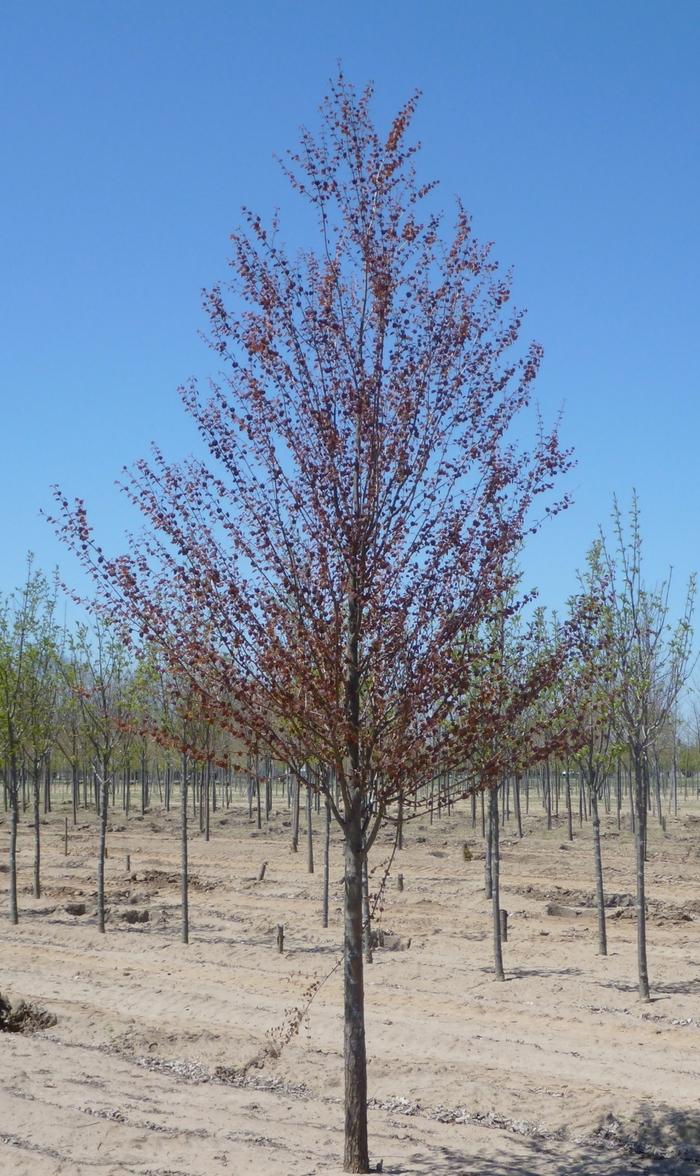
[384,1105,700,1175]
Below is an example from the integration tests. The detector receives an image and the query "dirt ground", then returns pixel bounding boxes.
[2,787,700,1175]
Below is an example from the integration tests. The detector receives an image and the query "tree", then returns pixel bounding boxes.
[52,75,573,1171]
[600,494,695,999]
[62,620,133,934]
[0,559,58,921]
[565,541,621,957]
[16,579,59,900]
[477,597,598,979]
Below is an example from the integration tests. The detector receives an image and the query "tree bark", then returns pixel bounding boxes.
[9,786,18,925]
[590,788,607,956]
[72,762,78,826]
[291,778,300,852]
[362,847,372,965]
[181,755,189,945]
[484,789,492,899]
[97,755,109,934]
[490,785,504,981]
[306,784,314,873]
[32,765,41,899]
[343,799,369,1172]
[513,773,523,839]
[322,796,331,928]
[205,758,211,842]
[633,754,650,1000]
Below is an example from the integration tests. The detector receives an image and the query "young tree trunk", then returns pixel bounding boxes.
[513,773,523,839]
[654,756,663,827]
[141,750,147,815]
[32,765,41,899]
[255,756,262,831]
[484,799,496,898]
[205,758,211,842]
[72,763,78,826]
[565,766,573,842]
[490,785,504,981]
[322,795,331,928]
[343,798,369,1172]
[590,788,607,955]
[633,755,650,1000]
[362,848,373,965]
[9,782,19,925]
[484,787,492,898]
[306,784,314,873]
[97,755,110,934]
[181,755,189,945]
[291,778,300,852]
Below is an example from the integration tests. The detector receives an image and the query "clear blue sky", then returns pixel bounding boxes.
[1,1,698,612]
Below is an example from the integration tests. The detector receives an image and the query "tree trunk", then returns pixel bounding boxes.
[306,784,314,873]
[322,795,331,928]
[32,765,41,899]
[633,755,650,1000]
[9,789,18,925]
[181,755,189,945]
[484,788,492,899]
[72,763,78,826]
[513,773,523,839]
[490,785,504,981]
[343,800,369,1172]
[97,756,109,934]
[141,750,147,815]
[654,756,663,827]
[205,758,211,842]
[291,778,300,852]
[362,848,373,964]
[590,788,607,955]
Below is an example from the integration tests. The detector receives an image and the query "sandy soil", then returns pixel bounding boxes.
[2,787,700,1175]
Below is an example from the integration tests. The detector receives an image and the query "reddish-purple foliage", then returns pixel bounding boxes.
[50,75,587,1172]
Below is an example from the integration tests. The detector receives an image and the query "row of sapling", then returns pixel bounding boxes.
[589,497,694,1000]
[478,513,694,1000]
[50,73,597,1173]
[0,560,60,920]
[60,619,136,933]
[552,505,695,1001]
[3,566,693,974]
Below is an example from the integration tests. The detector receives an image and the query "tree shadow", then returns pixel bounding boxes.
[598,976,700,996]
[505,966,583,980]
[651,978,700,996]
[387,1107,700,1174]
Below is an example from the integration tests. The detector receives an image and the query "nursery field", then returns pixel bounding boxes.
[2,798,700,1175]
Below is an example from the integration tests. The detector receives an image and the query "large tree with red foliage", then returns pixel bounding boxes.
[52,75,574,1172]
